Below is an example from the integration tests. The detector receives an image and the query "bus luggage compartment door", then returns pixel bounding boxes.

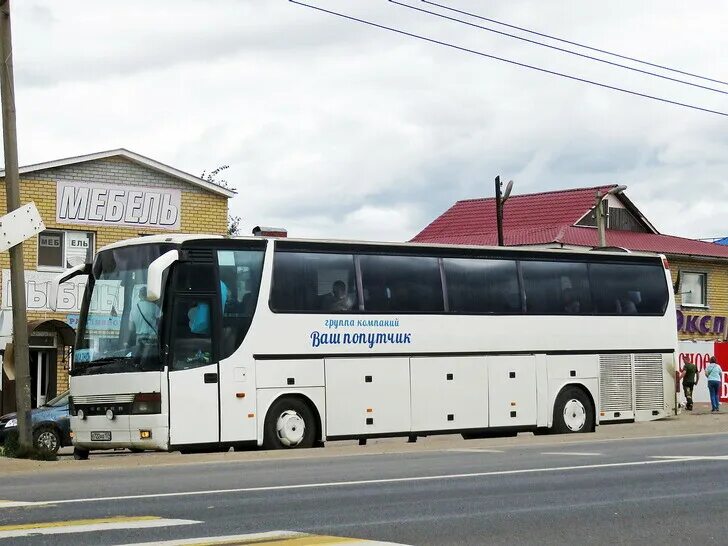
[410,356,488,432]
[487,355,537,428]
[324,357,410,437]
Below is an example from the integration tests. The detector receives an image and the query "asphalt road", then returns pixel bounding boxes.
[1,432,728,545]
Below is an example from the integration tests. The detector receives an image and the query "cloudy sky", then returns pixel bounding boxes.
[8,0,728,241]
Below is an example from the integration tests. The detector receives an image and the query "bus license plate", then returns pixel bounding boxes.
[90,431,111,441]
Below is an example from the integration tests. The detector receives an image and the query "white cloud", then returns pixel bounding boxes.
[4,0,728,241]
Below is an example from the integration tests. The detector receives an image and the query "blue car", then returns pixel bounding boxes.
[0,391,71,454]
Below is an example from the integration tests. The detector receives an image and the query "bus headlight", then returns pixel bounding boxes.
[106,409,115,420]
[77,409,86,420]
[132,393,162,415]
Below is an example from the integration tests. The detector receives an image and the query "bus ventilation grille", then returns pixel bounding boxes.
[182,248,215,262]
[634,354,664,411]
[599,353,633,413]
[71,394,135,404]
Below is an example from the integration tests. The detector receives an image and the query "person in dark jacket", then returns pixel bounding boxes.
[679,354,698,411]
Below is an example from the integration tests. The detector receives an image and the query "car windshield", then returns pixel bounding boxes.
[44,391,69,407]
[73,243,175,375]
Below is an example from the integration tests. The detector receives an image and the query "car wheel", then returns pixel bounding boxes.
[263,397,316,450]
[33,426,60,455]
[552,387,594,434]
[73,447,90,460]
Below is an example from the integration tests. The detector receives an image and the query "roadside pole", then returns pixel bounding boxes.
[0,0,33,450]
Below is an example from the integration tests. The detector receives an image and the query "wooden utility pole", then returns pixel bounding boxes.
[495,176,504,246]
[494,176,514,247]
[0,0,33,450]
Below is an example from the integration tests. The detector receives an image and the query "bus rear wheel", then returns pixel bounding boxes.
[263,397,316,450]
[552,387,594,434]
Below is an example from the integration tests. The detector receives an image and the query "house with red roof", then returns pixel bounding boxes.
[412,185,728,342]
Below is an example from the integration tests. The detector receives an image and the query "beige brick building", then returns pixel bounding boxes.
[0,149,232,413]
[669,258,728,342]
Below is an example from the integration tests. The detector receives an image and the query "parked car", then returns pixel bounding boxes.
[0,391,71,454]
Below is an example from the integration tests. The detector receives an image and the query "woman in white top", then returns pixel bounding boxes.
[705,357,723,412]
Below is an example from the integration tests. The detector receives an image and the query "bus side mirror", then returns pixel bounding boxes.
[147,250,179,302]
[50,263,91,312]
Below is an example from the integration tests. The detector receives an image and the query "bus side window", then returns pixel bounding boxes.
[217,249,266,360]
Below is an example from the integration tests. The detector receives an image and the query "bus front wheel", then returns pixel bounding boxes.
[263,397,317,450]
[73,447,90,460]
[552,387,594,434]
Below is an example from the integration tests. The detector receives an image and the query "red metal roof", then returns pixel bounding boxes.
[412,186,728,259]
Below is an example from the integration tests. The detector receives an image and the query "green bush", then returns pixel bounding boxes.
[2,430,57,461]
[2,429,20,458]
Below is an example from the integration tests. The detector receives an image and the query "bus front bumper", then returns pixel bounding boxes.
[71,414,169,451]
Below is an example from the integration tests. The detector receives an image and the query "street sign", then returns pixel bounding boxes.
[0,202,44,252]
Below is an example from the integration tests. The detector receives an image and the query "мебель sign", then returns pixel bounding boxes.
[56,181,181,229]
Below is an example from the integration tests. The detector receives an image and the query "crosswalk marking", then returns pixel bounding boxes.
[0,515,199,539]
[122,531,406,545]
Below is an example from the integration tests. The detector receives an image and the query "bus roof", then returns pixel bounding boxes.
[97,233,666,261]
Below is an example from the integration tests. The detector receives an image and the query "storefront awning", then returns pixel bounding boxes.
[2,319,75,381]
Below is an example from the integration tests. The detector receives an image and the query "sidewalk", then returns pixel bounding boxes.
[1,405,726,475]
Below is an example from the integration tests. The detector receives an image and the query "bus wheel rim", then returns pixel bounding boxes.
[276,410,305,446]
[563,399,586,431]
[38,431,57,451]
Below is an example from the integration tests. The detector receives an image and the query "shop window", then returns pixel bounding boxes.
[37,230,95,270]
[681,272,707,307]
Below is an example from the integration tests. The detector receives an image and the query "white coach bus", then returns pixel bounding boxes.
[55,235,678,457]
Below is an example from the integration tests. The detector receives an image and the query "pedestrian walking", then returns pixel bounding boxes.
[679,354,698,411]
[705,356,723,413]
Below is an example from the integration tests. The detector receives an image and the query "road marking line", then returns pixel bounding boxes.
[122,531,303,545]
[1,456,717,509]
[446,448,504,453]
[0,515,160,532]
[0,501,39,509]
[652,455,728,461]
[122,531,406,545]
[0,515,199,539]
[540,452,602,456]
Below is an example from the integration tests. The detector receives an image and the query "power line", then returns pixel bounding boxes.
[423,0,728,87]
[288,1,728,118]
[390,0,728,96]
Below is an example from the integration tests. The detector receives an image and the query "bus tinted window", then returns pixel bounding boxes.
[443,258,520,313]
[522,260,592,314]
[590,262,668,315]
[217,249,265,359]
[271,252,358,313]
[360,255,444,313]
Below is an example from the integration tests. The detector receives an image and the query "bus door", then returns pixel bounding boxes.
[167,263,221,446]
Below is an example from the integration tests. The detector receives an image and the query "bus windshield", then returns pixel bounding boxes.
[73,243,175,375]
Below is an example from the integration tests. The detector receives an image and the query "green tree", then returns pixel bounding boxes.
[201,165,241,236]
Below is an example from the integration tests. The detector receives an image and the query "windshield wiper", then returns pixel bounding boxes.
[70,356,137,376]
